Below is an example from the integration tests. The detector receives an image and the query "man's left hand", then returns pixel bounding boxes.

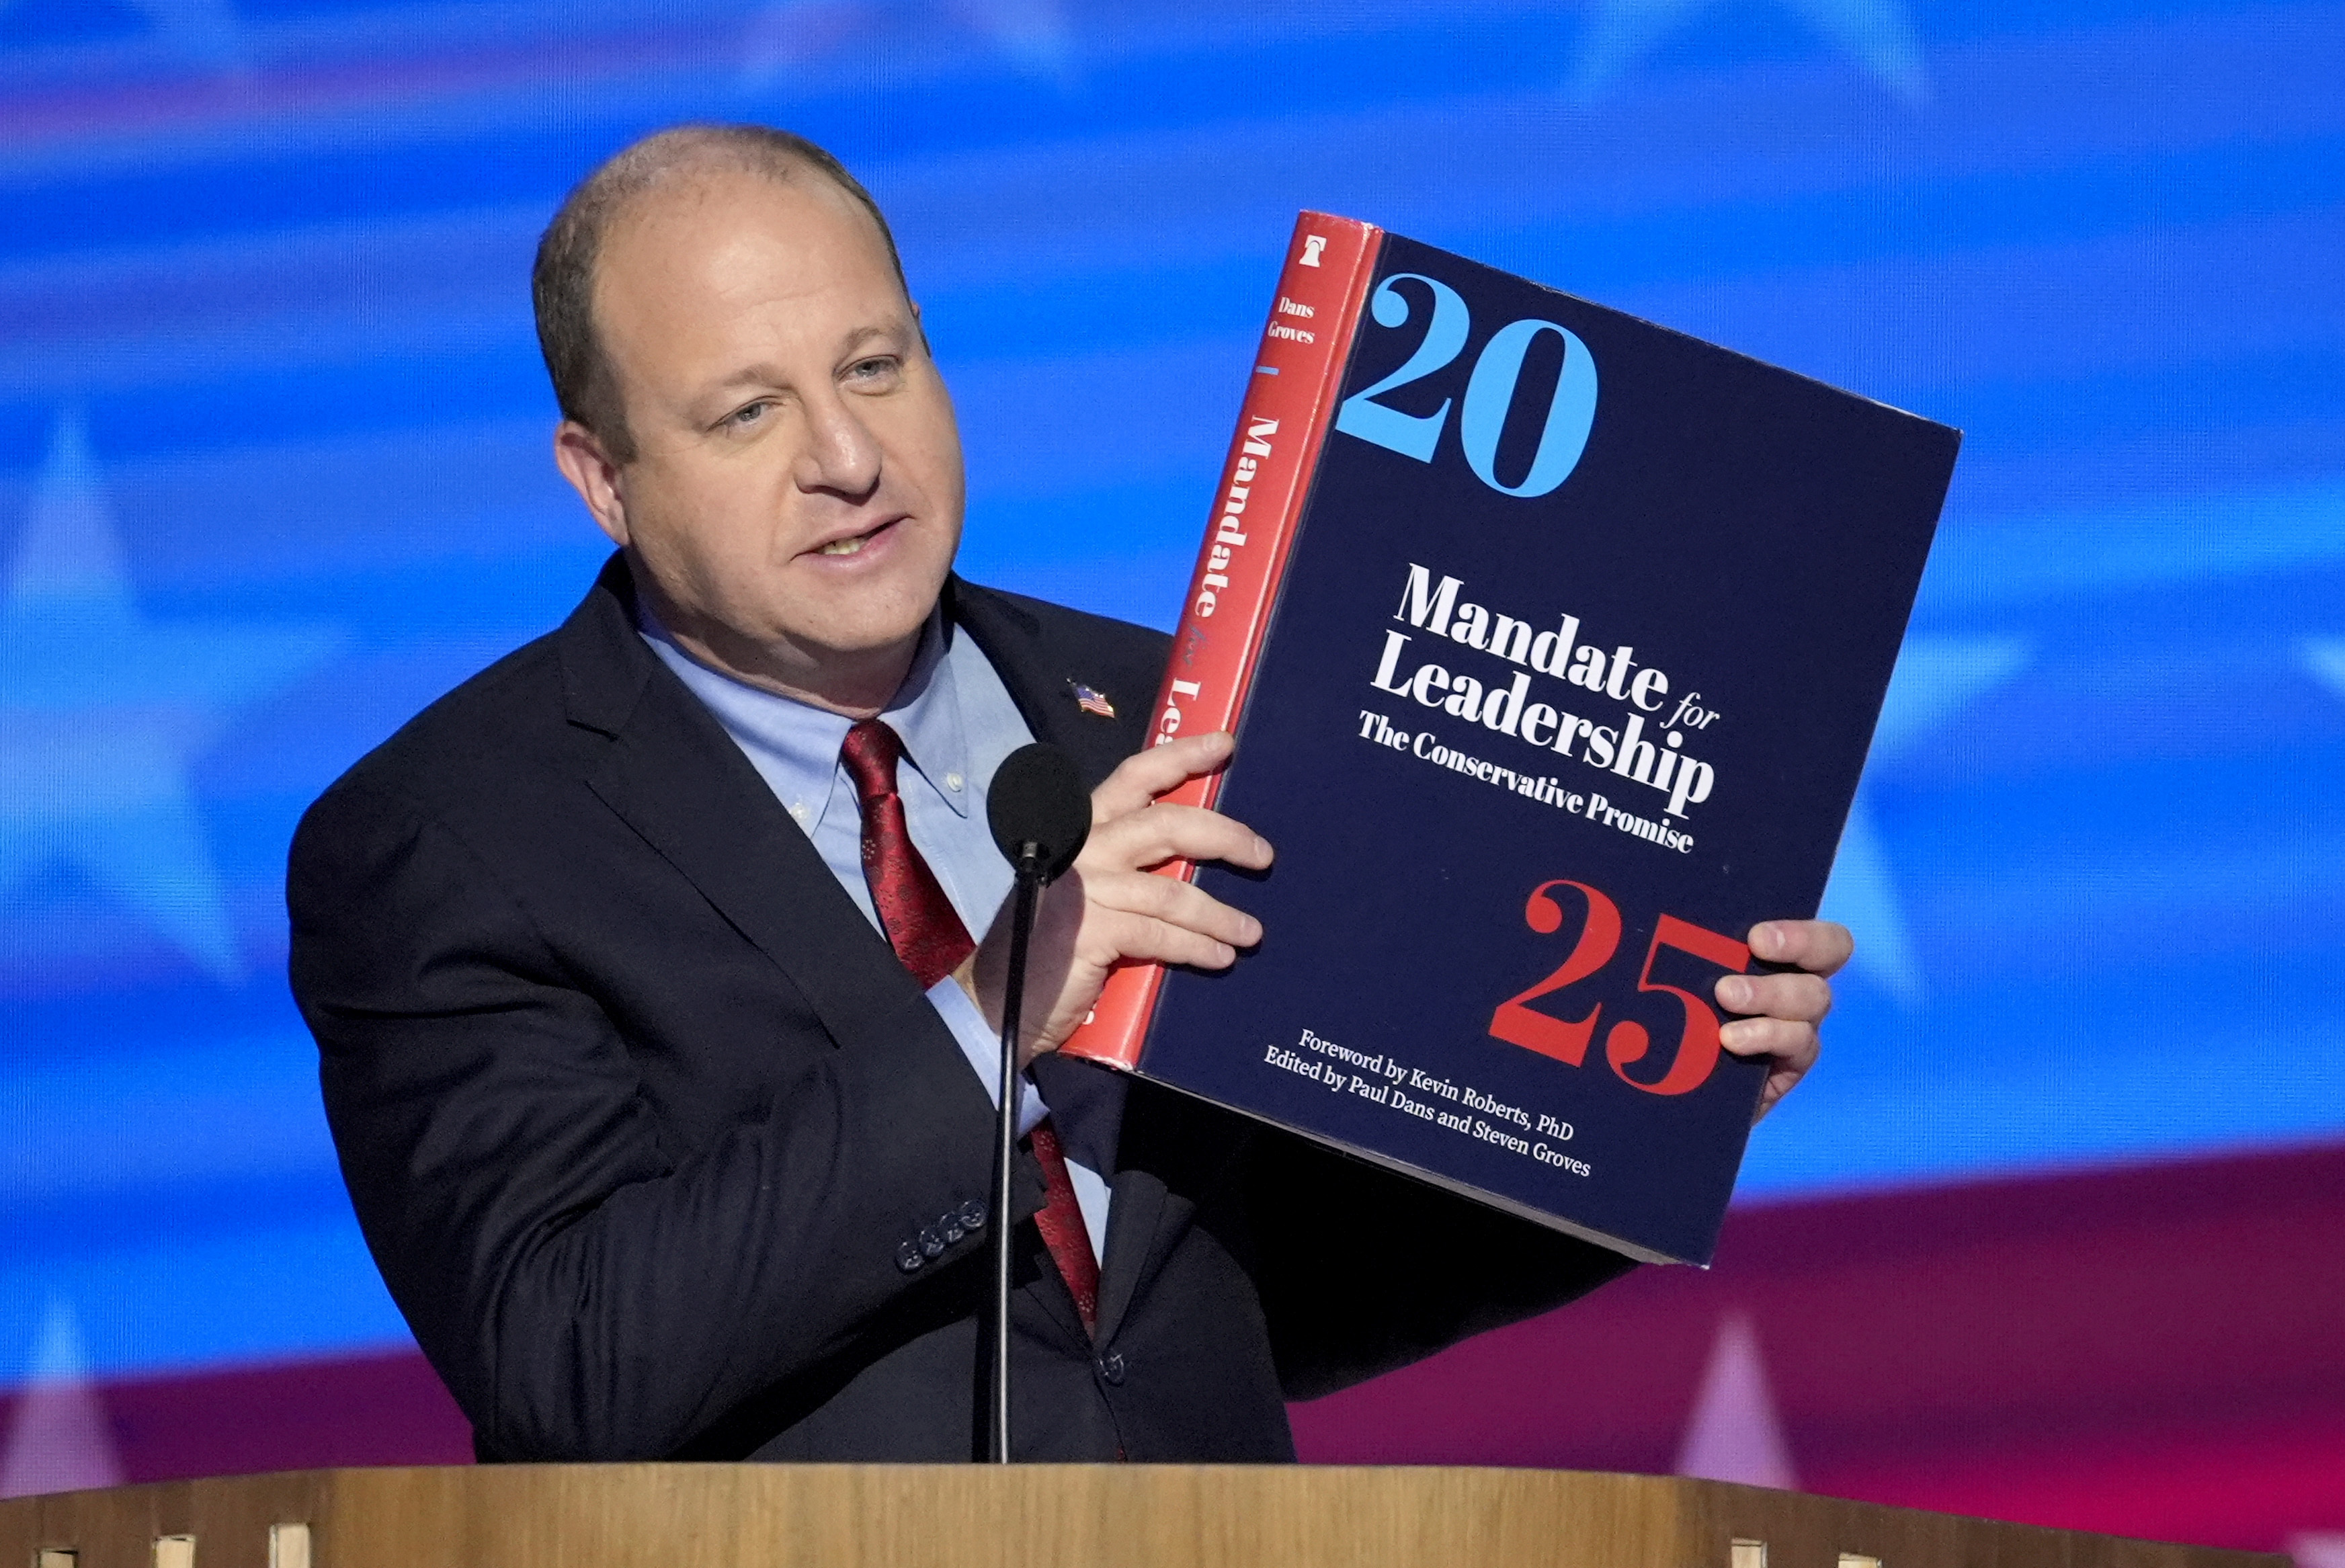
[1715,919,1852,1122]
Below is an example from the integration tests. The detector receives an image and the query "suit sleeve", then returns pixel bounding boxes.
[288,780,1038,1461]
[1242,1130,1638,1401]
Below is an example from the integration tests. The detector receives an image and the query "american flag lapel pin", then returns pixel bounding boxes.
[1070,682,1116,719]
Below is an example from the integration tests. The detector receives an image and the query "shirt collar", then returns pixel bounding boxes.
[636,602,973,835]
[878,611,975,824]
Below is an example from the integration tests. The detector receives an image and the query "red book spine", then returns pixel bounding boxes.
[1061,211,1385,1071]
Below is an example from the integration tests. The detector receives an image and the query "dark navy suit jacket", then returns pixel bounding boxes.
[286,555,1630,1462]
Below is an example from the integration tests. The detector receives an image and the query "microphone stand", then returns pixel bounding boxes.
[988,842,1044,1464]
[978,739,1089,1466]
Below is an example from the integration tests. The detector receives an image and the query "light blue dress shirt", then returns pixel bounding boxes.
[641,606,1112,1264]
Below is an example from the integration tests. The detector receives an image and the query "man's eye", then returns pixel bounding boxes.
[846,357,899,384]
[724,402,770,428]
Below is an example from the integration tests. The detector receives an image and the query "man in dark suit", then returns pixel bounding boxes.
[287,124,1851,1463]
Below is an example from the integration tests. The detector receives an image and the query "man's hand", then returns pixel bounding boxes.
[967,731,1270,1067]
[1715,919,1852,1122]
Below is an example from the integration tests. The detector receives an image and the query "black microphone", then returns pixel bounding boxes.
[987,742,1092,880]
[980,743,1092,1463]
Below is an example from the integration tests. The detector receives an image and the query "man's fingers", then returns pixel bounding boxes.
[1083,870,1264,951]
[1085,800,1272,875]
[1092,731,1235,819]
[1715,970,1833,1026]
[1726,1017,1819,1125]
[1752,1065,1806,1123]
[1748,918,1853,977]
[985,730,1272,1059]
[1083,731,1273,879]
[1719,1016,1819,1067]
[1717,946,1831,1124]
[1087,910,1243,973]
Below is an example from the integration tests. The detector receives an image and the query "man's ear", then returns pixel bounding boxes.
[554,421,629,546]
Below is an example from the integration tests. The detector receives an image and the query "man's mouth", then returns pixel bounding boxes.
[811,519,896,558]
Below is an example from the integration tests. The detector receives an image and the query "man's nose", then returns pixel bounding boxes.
[793,390,882,497]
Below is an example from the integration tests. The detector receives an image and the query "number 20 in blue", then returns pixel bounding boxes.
[1333,272,1598,499]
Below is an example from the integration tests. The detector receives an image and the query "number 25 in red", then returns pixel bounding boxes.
[1487,882,1752,1097]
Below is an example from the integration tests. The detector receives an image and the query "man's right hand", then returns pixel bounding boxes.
[965,730,1271,1067]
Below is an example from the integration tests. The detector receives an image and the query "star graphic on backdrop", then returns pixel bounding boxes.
[0,413,339,983]
[740,0,1073,91]
[2303,638,2345,700]
[737,0,875,89]
[1674,1313,1796,1489]
[950,0,1075,83]
[0,0,245,69]
[1570,0,1927,105]
[0,1299,122,1501]
[1818,635,2030,1006]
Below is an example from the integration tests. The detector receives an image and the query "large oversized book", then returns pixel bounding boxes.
[1059,213,1959,1265]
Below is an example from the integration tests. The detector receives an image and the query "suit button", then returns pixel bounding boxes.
[940,1214,966,1245]
[919,1226,946,1259]
[1097,1351,1126,1386]
[958,1200,987,1230]
[897,1242,924,1273]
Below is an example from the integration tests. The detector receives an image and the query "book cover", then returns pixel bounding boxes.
[1061,212,1959,1266]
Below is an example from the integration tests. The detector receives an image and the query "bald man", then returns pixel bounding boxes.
[288,124,1850,1462]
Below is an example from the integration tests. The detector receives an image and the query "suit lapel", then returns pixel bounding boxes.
[557,557,983,1083]
[949,579,1156,790]
[1089,1170,1167,1346]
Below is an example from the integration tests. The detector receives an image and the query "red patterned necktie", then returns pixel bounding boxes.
[839,719,973,989]
[839,719,1102,1335]
[1028,1121,1100,1335]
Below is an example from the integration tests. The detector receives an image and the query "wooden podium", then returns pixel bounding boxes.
[0,1467,2287,1568]
[0,1472,2279,1565]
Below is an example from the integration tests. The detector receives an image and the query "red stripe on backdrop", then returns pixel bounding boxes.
[5,1141,2340,1547]
[0,1349,472,1484]
[1292,1139,2345,1549]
